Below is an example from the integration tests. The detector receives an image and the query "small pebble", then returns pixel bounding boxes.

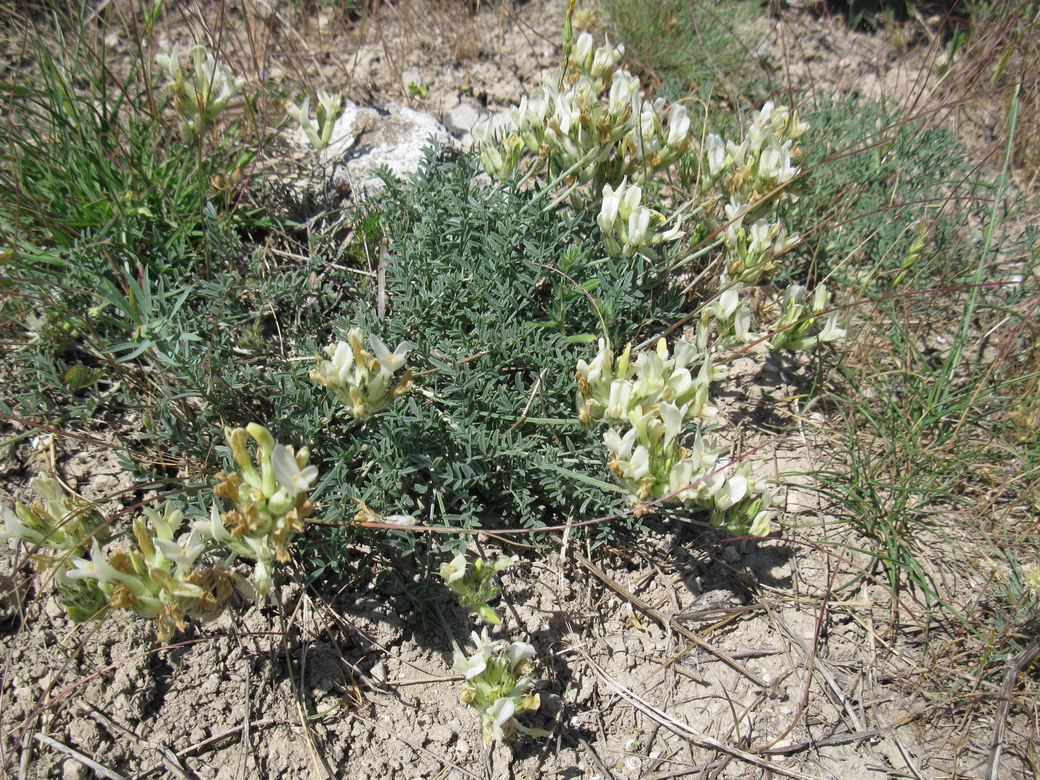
[44,596,65,620]
[62,759,87,780]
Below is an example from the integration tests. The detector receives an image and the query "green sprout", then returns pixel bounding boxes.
[440,552,517,625]
[288,89,344,151]
[155,44,245,141]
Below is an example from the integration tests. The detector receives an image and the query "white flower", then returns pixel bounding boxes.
[659,401,685,444]
[504,640,536,671]
[714,475,748,511]
[726,138,748,167]
[748,511,772,537]
[668,459,696,497]
[756,100,775,126]
[369,335,411,374]
[671,340,698,368]
[272,444,318,496]
[618,180,642,219]
[659,214,684,243]
[817,312,847,343]
[578,338,611,387]
[197,503,234,543]
[665,103,690,148]
[606,379,634,419]
[627,446,651,481]
[627,207,651,246]
[783,284,807,308]
[316,89,342,120]
[454,630,502,680]
[552,92,577,135]
[724,201,746,230]
[705,133,727,176]
[604,427,636,461]
[608,70,638,116]
[589,35,624,78]
[711,288,740,320]
[749,220,773,254]
[155,43,182,81]
[733,306,752,343]
[486,697,516,741]
[153,527,206,576]
[572,32,594,68]
[0,504,42,544]
[440,553,467,585]
[774,227,799,254]
[598,186,620,234]
[66,539,138,588]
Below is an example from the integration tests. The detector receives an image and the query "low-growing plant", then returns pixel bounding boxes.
[473,30,845,535]
[453,630,548,741]
[0,424,317,640]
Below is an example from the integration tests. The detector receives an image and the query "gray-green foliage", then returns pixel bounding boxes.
[299,151,685,570]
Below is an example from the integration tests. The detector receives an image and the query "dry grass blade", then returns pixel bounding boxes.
[133,719,283,779]
[572,552,769,687]
[79,701,192,779]
[279,597,336,780]
[575,647,817,780]
[986,635,1040,780]
[33,733,126,780]
[758,706,930,755]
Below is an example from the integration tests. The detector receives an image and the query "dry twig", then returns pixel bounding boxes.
[575,647,818,780]
[986,635,1040,780]
[573,552,769,687]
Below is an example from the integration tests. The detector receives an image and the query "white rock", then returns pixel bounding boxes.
[444,102,480,138]
[294,103,452,200]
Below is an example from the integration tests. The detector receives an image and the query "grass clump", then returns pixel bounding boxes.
[789,95,984,290]
[597,0,767,107]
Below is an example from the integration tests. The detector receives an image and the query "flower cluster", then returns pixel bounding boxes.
[575,336,719,429]
[65,503,234,641]
[703,101,807,288]
[155,44,245,141]
[577,338,776,535]
[2,425,317,637]
[440,552,518,625]
[202,424,318,596]
[0,478,235,635]
[454,630,547,742]
[0,474,103,560]
[768,284,846,350]
[309,328,414,419]
[598,178,683,260]
[473,32,693,197]
[695,103,847,352]
[288,89,343,151]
